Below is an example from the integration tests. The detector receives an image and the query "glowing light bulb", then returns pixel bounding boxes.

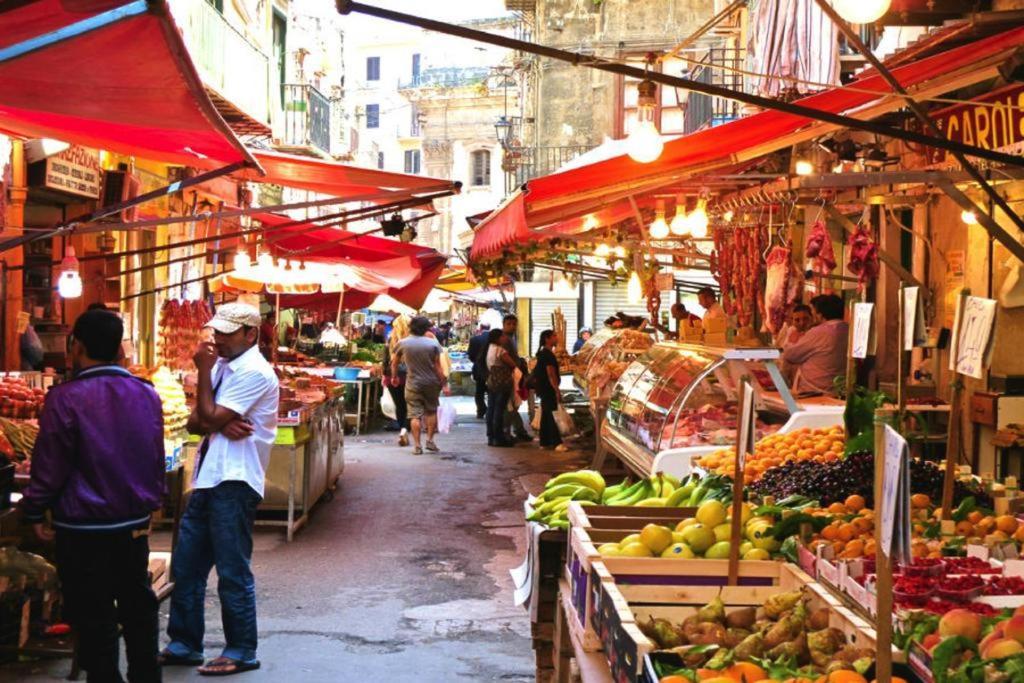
[257,253,274,270]
[57,270,82,298]
[233,251,251,271]
[689,200,709,239]
[795,159,814,176]
[626,271,643,304]
[626,79,663,164]
[595,243,611,258]
[670,211,690,236]
[649,201,669,240]
[961,210,979,225]
[613,246,627,258]
[723,210,735,223]
[831,0,891,24]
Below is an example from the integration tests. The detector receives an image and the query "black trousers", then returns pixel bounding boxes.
[486,389,510,442]
[473,374,487,418]
[538,392,562,448]
[56,528,160,683]
[387,383,408,428]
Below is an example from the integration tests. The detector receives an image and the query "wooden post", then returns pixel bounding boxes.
[727,378,753,585]
[897,283,906,413]
[874,409,894,683]
[844,298,858,400]
[334,287,346,328]
[941,290,970,519]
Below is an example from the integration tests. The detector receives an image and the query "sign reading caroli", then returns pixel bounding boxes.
[931,84,1024,160]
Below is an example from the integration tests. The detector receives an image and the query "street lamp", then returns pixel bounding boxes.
[494,115,513,150]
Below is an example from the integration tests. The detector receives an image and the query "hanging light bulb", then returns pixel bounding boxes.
[649,200,669,239]
[613,245,627,259]
[594,243,611,258]
[961,209,979,225]
[795,159,814,176]
[626,78,663,164]
[57,246,82,299]
[689,199,709,239]
[830,0,891,24]
[723,210,735,223]
[670,195,689,236]
[257,253,274,271]
[626,270,643,304]
[233,250,251,271]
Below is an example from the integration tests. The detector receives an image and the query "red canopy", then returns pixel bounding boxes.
[0,0,257,170]
[470,24,1024,259]
[242,150,456,196]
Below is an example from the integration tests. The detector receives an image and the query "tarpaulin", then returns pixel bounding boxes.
[0,0,257,170]
[242,149,456,196]
[470,24,1024,259]
[277,259,446,313]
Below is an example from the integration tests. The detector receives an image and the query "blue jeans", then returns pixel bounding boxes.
[166,481,261,662]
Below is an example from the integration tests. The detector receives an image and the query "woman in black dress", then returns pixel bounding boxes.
[533,330,567,451]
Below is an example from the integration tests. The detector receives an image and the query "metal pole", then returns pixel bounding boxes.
[336,0,1024,170]
[813,0,1024,264]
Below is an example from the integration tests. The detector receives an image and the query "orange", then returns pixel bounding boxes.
[660,677,691,683]
[821,524,839,541]
[910,493,931,509]
[697,670,725,681]
[837,524,857,542]
[724,662,768,683]
[852,517,873,533]
[844,495,866,512]
[863,539,877,555]
[818,672,867,683]
[955,521,975,536]
[997,515,1019,534]
[872,678,907,683]
[827,502,848,515]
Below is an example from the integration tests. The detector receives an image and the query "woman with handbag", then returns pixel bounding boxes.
[485,329,517,447]
[383,314,411,446]
[533,329,568,451]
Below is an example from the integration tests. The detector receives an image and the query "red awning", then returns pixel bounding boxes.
[241,150,457,196]
[0,0,257,171]
[470,24,1024,259]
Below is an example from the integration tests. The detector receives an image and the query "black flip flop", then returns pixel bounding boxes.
[198,657,261,677]
[157,650,204,667]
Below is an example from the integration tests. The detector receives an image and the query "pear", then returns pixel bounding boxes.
[724,627,751,648]
[767,631,807,660]
[725,606,756,630]
[732,632,765,660]
[652,617,683,649]
[697,595,726,624]
[763,590,803,619]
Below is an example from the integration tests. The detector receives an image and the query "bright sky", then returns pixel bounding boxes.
[352,0,511,22]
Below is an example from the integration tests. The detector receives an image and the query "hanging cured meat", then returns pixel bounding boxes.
[847,224,880,289]
[157,299,213,372]
[764,247,792,335]
[710,225,768,327]
[806,220,837,274]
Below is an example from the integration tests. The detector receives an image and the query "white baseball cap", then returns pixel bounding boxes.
[205,302,261,334]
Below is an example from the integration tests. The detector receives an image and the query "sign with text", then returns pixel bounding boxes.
[903,287,926,351]
[882,424,912,565]
[851,302,875,359]
[930,84,1024,163]
[955,296,997,379]
[43,145,101,198]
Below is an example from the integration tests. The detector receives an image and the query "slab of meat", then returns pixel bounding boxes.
[806,220,836,272]
[847,224,879,289]
[764,246,792,334]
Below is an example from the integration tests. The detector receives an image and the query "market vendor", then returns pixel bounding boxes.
[21,309,166,683]
[781,294,848,396]
[363,319,387,344]
[163,302,280,675]
[697,287,727,326]
[653,303,702,340]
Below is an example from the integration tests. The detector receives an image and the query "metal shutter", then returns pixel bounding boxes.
[529,299,578,353]
[593,281,675,327]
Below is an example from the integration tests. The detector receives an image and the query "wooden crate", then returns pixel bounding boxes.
[598,563,882,683]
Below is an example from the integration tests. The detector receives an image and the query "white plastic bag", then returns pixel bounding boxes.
[553,406,574,436]
[437,399,457,434]
[380,386,396,420]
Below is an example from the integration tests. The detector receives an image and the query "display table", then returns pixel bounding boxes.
[336,375,381,435]
[555,579,612,683]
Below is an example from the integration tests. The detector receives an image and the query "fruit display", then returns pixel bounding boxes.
[0,416,39,473]
[526,470,606,529]
[697,427,846,484]
[644,590,876,682]
[0,376,46,419]
[157,299,212,372]
[129,366,189,436]
[901,606,1024,681]
[597,499,781,561]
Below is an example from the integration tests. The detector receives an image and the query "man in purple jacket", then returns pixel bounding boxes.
[21,309,165,683]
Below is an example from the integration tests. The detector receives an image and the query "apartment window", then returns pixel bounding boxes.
[411,53,421,84]
[410,104,421,137]
[618,56,688,137]
[470,149,491,187]
[377,152,385,169]
[365,103,380,129]
[404,150,421,174]
[271,9,287,103]
[366,56,380,82]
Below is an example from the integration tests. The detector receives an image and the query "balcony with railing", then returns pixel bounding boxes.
[171,0,271,131]
[400,67,491,90]
[683,48,744,135]
[282,84,331,155]
[503,144,594,193]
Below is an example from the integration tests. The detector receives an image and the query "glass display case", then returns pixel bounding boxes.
[602,343,799,474]
[572,327,656,402]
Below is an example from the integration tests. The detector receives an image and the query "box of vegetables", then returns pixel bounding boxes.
[598,563,884,683]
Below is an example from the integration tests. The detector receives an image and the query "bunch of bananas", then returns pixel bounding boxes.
[526,469,606,529]
[604,472,734,507]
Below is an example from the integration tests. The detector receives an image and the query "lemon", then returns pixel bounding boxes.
[661,542,695,559]
[696,500,728,527]
[597,543,621,556]
[675,518,698,532]
[743,548,771,560]
[682,524,716,554]
[620,533,641,546]
[705,541,732,559]
[619,542,655,558]
[639,524,674,554]
[714,523,733,542]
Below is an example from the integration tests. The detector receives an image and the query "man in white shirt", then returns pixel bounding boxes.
[161,303,279,676]
[697,287,728,326]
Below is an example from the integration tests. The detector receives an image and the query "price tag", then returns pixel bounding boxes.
[881,424,912,564]
[851,303,875,359]
[735,380,756,470]
[954,295,997,379]
[903,287,926,351]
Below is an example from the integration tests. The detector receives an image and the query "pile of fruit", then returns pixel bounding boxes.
[597,500,780,561]
[904,606,1024,681]
[646,590,876,682]
[696,427,846,484]
[527,470,606,529]
[0,416,39,472]
[130,366,190,436]
[0,376,46,419]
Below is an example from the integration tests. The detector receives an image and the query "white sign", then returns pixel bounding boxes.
[955,296,997,379]
[851,302,875,359]
[903,287,926,351]
[43,145,102,198]
[734,380,757,471]
[881,424,913,565]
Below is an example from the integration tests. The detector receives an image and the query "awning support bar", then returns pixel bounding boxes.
[336,1,1024,170]
[0,0,148,64]
[813,0,1024,265]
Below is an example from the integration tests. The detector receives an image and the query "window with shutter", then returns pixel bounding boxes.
[366,56,380,82]
[404,150,421,174]
[470,149,491,187]
[366,104,379,129]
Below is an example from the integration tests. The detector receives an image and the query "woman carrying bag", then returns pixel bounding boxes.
[533,329,568,451]
[485,329,517,447]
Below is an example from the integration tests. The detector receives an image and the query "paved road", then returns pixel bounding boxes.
[7,398,585,682]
